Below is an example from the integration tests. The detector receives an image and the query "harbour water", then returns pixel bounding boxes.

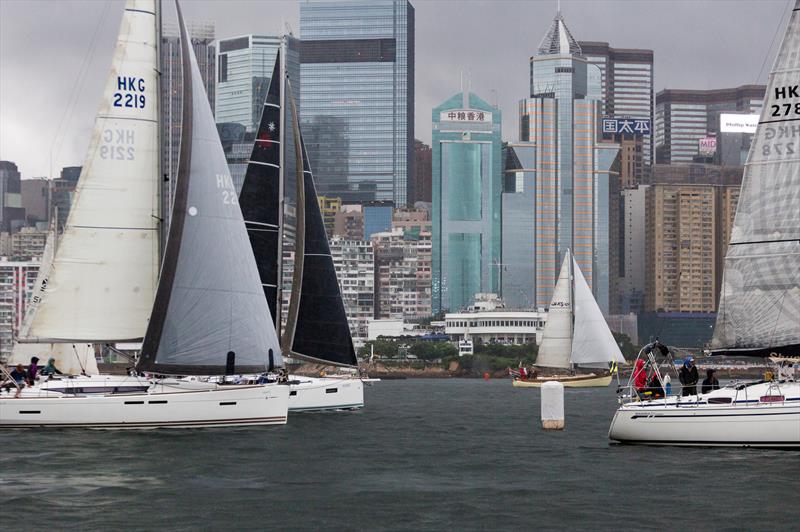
[2,379,798,531]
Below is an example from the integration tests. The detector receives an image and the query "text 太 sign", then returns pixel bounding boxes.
[440,109,493,125]
[720,113,759,133]
[602,117,651,136]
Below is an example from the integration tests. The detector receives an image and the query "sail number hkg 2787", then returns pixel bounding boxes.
[113,76,146,109]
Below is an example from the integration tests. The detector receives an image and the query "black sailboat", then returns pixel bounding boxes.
[240,50,357,368]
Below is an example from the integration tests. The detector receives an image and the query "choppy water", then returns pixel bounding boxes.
[1,379,798,531]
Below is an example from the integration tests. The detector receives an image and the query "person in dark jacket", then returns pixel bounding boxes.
[701,368,720,394]
[679,356,699,396]
[41,357,63,376]
[7,364,27,398]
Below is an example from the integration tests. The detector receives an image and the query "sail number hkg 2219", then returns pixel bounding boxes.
[113,76,146,109]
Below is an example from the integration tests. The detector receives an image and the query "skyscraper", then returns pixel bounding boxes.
[299,0,414,205]
[655,85,765,165]
[580,41,654,182]
[0,161,24,232]
[432,91,502,314]
[517,12,620,313]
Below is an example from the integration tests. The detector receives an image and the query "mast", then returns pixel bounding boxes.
[568,249,575,370]
[276,40,287,338]
[156,0,167,265]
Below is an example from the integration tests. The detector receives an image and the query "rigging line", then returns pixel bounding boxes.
[51,1,111,176]
[755,0,792,84]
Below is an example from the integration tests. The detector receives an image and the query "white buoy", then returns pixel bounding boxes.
[541,380,565,430]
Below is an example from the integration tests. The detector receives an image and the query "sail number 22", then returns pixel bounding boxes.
[113,76,146,109]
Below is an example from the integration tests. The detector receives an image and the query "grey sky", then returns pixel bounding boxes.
[0,0,789,178]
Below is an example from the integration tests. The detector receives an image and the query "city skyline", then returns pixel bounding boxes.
[0,0,787,179]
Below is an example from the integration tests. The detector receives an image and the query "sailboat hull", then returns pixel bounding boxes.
[0,383,289,429]
[288,376,364,412]
[609,382,800,447]
[512,374,613,388]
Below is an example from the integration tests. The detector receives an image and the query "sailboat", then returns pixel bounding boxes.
[0,0,289,428]
[609,2,800,447]
[512,250,626,388]
[238,49,364,411]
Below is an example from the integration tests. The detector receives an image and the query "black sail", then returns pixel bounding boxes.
[289,132,358,367]
[240,50,282,330]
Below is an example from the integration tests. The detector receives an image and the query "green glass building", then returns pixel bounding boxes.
[432,92,502,314]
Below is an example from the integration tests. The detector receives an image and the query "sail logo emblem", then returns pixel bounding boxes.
[551,301,570,308]
[113,76,146,109]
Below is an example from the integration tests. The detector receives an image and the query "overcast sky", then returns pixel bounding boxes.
[0,0,790,178]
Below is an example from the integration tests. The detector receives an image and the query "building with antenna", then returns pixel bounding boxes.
[516,11,620,314]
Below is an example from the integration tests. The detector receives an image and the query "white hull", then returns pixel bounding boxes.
[288,376,364,412]
[0,382,289,429]
[609,382,800,447]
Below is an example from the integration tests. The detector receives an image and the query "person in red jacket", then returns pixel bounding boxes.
[633,359,647,395]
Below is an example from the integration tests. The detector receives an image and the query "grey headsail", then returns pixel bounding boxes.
[282,81,358,368]
[710,1,800,358]
[137,0,282,375]
[240,50,283,331]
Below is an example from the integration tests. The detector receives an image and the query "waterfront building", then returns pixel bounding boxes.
[518,12,621,313]
[620,185,648,314]
[330,236,375,344]
[363,201,394,240]
[333,204,364,240]
[0,259,40,360]
[50,166,80,230]
[20,178,49,226]
[501,142,537,310]
[372,226,432,321]
[655,85,764,165]
[645,164,742,313]
[579,41,654,183]
[10,228,47,261]
[0,161,25,232]
[432,91,502,314]
[299,0,415,204]
[444,294,547,346]
[412,140,432,203]
[317,195,342,237]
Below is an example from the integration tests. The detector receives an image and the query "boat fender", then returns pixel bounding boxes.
[268,349,275,372]
[226,351,236,376]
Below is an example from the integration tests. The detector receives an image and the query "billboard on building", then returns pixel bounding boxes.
[698,136,717,156]
[602,117,651,136]
[439,109,493,124]
[720,113,759,133]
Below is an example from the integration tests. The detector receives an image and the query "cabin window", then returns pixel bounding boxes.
[326,388,338,394]
[289,391,297,396]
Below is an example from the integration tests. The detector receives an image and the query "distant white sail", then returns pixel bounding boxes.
[535,251,573,369]
[570,258,625,366]
[711,1,800,357]
[25,0,160,342]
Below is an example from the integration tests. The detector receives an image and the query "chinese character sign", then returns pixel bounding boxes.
[440,109,493,125]
[602,118,651,136]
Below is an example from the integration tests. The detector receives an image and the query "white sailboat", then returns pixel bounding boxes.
[236,49,365,411]
[609,2,800,447]
[513,250,626,387]
[0,0,289,428]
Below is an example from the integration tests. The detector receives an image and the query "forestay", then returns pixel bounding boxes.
[137,2,281,375]
[570,258,625,365]
[711,1,800,357]
[535,250,573,369]
[25,0,160,342]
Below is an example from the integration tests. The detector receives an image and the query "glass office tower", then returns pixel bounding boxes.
[432,92,502,314]
[299,0,414,205]
[517,11,619,313]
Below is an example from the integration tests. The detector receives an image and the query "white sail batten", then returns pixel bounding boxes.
[711,1,800,356]
[26,0,160,342]
[570,258,625,366]
[535,251,573,369]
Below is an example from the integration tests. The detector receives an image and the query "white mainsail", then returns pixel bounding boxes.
[535,250,573,369]
[24,0,160,342]
[711,0,800,357]
[570,257,625,365]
